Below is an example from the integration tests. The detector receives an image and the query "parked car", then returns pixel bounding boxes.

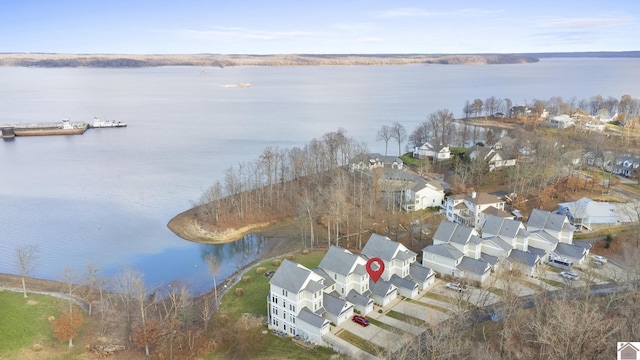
[591,260,604,268]
[445,282,467,292]
[592,255,607,264]
[352,315,370,327]
[560,271,580,280]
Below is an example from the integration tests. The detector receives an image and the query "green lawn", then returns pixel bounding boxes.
[212,249,337,359]
[0,290,64,357]
[219,249,327,319]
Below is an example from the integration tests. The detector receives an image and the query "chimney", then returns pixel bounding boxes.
[471,191,477,199]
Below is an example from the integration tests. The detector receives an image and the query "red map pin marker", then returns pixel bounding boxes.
[366,257,385,283]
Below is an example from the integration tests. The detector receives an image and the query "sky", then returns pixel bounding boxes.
[1,0,639,54]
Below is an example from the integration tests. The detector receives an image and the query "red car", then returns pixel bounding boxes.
[352,315,370,327]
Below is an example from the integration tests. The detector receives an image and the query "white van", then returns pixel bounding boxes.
[548,257,573,270]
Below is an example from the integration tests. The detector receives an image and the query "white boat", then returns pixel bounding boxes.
[91,117,127,128]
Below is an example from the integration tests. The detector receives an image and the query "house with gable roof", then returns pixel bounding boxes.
[403,177,446,211]
[469,146,517,172]
[527,209,590,265]
[318,246,370,298]
[557,197,617,230]
[422,221,492,284]
[612,155,640,177]
[443,191,507,229]
[361,233,433,299]
[268,259,330,344]
[413,140,451,160]
[349,153,403,172]
[316,246,375,316]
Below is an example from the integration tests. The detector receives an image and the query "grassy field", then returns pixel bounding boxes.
[219,249,327,319]
[0,290,64,358]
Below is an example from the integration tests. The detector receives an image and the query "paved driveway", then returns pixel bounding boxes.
[341,318,407,353]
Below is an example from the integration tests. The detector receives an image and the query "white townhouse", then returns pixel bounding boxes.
[422,221,492,284]
[526,209,591,265]
[443,191,507,229]
[361,234,435,298]
[403,178,446,211]
[423,209,590,284]
[268,260,330,344]
[317,246,372,307]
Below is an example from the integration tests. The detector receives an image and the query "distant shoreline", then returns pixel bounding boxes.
[0,51,637,68]
[0,53,539,68]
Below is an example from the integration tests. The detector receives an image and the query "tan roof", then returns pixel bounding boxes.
[465,192,503,205]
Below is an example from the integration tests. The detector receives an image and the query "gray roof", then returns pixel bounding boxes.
[458,257,491,275]
[323,292,352,317]
[423,243,464,260]
[369,279,397,298]
[389,274,418,290]
[508,249,540,267]
[573,240,592,250]
[409,262,434,281]
[346,289,374,307]
[555,242,587,260]
[409,177,444,193]
[319,246,363,277]
[469,235,484,245]
[362,233,417,263]
[297,307,328,329]
[528,246,547,258]
[480,252,499,265]
[528,230,559,246]
[481,236,512,252]
[270,259,324,294]
[312,268,336,287]
[432,220,476,246]
[527,209,574,232]
[350,153,402,166]
[482,215,524,238]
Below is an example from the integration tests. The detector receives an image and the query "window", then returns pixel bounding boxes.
[283,311,286,319]
[284,324,287,331]
[283,300,286,308]
[272,295,277,304]
[273,319,278,326]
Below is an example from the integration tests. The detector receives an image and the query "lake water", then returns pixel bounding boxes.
[1,58,640,294]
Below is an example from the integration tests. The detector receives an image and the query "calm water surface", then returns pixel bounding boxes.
[1,58,639,293]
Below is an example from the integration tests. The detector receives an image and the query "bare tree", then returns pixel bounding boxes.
[16,244,39,298]
[377,124,393,156]
[112,268,141,344]
[390,121,407,156]
[81,262,101,316]
[428,109,455,146]
[204,253,221,307]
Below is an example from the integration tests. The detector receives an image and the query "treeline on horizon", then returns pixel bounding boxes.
[0,51,638,68]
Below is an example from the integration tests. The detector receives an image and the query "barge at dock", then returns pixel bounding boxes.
[4,119,88,137]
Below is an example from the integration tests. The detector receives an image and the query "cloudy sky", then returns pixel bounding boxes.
[2,0,638,54]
